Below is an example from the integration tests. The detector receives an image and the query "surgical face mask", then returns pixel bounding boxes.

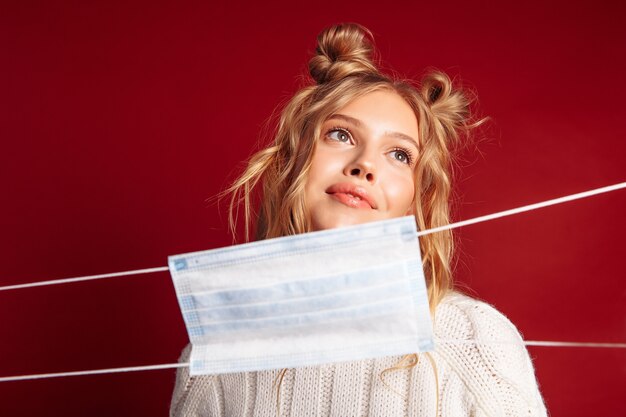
[169,215,433,376]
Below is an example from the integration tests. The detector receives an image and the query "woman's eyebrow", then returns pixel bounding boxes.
[327,113,363,128]
[385,131,419,150]
[328,113,418,149]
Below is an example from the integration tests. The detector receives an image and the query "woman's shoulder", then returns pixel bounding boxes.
[433,290,531,375]
[434,291,524,342]
[432,291,547,416]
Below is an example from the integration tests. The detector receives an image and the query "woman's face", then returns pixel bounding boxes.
[304,89,419,231]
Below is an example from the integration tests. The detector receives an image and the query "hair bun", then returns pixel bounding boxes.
[420,71,474,143]
[421,72,452,105]
[309,23,379,84]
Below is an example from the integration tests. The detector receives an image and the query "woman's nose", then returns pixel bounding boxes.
[345,152,377,183]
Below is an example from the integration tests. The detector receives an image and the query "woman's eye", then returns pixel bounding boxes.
[327,128,351,143]
[390,149,412,165]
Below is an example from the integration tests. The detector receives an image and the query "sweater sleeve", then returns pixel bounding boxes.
[434,294,548,417]
[170,344,221,417]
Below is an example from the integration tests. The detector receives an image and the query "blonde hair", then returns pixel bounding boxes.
[225,23,477,310]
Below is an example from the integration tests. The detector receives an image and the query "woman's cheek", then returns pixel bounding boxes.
[385,170,416,214]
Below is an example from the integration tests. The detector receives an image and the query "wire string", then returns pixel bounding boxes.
[1,339,625,383]
[0,267,169,292]
[1,181,624,292]
[416,181,626,237]
[0,363,189,382]
[0,181,624,383]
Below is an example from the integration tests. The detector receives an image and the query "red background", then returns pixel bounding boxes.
[1,1,625,415]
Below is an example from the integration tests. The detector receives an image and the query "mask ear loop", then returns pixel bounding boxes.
[424,352,440,415]
[379,352,439,414]
[273,368,289,415]
[379,353,419,398]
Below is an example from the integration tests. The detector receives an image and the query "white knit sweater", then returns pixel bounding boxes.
[170,292,547,416]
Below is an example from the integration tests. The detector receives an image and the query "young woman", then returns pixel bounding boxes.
[170,23,547,416]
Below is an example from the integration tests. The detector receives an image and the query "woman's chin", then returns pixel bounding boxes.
[310,212,381,232]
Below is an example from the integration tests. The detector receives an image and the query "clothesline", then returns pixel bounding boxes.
[1,181,624,292]
[1,339,624,383]
[1,181,624,384]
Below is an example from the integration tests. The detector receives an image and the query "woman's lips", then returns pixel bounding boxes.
[329,192,373,209]
[326,183,376,209]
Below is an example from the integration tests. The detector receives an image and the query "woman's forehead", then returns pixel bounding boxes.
[326,90,419,139]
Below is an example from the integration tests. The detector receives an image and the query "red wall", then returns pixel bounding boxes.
[1,1,625,415]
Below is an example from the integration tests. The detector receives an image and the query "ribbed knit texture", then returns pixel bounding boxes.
[170,293,547,416]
